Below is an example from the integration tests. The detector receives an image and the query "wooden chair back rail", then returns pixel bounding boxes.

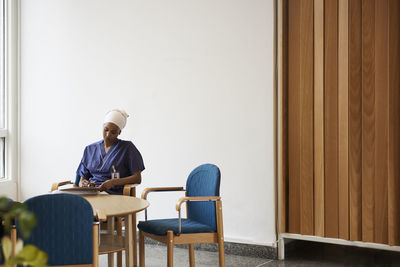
[140,187,185,221]
[141,187,185,200]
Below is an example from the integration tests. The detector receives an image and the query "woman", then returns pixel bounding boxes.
[77,109,144,194]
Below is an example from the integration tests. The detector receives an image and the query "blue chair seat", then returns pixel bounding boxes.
[138,218,215,236]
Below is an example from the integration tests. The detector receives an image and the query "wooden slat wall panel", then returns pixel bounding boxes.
[338,0,349,240]
[388,0,400,246]
[361,0,375,243]
[324,0,339,238]
[287,0,301,234]
[374,0,389,245]
[314,0,325,237]
[299,0,314,236]
[282,0,400,245]
[348,0,362,242]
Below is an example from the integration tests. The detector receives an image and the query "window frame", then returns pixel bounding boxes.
[0,0,20,200]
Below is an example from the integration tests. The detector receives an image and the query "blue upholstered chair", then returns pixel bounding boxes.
[51,173,139,267]
[138,163,225,267]
[18,193,99,267]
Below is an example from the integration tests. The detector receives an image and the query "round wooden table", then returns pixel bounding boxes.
[84,194,149,217]
[83,194,149,267]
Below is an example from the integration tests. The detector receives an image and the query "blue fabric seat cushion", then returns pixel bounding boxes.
[138,218,215,236]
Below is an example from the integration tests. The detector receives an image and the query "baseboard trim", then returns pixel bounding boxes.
[144,236,278,259]
[280,233,400,252]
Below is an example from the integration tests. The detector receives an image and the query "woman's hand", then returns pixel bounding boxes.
[98,179,114,191]
[79,178,90,187]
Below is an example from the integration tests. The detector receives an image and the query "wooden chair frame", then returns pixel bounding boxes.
[139,187,226,267]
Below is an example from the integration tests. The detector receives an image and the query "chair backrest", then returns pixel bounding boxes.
[75,172,80,186]
[20,194,94,266]
[186,164,221,231]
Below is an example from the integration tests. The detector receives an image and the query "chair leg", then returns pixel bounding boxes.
[108,253,115,266]
[139,230,145,267]
[218,238,226,267]
[116,217,122,267]
[117,251,122,267]
[125,214,134,267]
[133,213,137,266]
[107,217,115,267]
[11,227,17,257]
[92,224,99,267]
[216,200,226,267]
[188,244,195,267]
[167,231,174,267]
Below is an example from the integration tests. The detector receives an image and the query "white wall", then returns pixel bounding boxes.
[20,0,275,246]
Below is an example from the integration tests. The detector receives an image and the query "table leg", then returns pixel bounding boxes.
[133,213,137,266]
[117,217,123,267]
[139,230,145,267]
[125,214,134,267]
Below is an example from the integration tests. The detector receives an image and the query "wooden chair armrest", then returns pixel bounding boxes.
[176,196,221,211]
[50,181,73,192]
[141,187,185,200]
[95,209,107,222]
[123,183,139,196]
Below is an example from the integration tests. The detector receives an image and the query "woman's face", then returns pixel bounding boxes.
[103,122,121,145]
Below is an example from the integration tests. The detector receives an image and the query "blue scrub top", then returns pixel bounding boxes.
[77,139,145,194]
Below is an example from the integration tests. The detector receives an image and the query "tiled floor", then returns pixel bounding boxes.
[99,244,272,267]
[100,240,400,267]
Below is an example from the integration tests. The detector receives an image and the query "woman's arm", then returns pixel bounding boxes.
[98,171,142,191]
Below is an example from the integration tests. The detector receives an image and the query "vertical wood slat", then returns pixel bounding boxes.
[279,0,289,234]
[348,0,362,242]
[299,0,314,236]
[388,0,400,246]
[288,0,301,234]
[361,0,375,243]
[314,0,325,238]
[324,0,339,238]
[374,0,389,245]
[338,0,349,240]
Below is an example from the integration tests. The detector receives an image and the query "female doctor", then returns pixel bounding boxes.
[77,109,145,194]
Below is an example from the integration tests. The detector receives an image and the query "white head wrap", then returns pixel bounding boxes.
[103,109,129,130]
